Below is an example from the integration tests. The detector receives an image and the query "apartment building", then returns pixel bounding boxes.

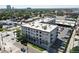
[34,17,56,24]
[56,19,76,27]
[21,22,58,50]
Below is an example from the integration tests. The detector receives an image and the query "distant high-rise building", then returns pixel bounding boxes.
[12,7,14,9]
[27,7,31,11]
[12,7,15,12]
[27,7,31,10]
[6,5,11,10]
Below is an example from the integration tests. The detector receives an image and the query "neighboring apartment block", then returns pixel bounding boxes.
[34,17,56,24]
[21,21,58,50]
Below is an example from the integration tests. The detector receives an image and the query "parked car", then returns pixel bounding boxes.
[6,34,10,36]
[21,48,26,52]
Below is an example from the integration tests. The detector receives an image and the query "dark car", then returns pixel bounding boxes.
[6,34,10,36]
[21,48,26,52]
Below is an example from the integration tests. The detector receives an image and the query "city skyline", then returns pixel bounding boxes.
[0,5,79,9]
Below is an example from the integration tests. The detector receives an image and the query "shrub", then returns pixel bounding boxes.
[70,46,79,53]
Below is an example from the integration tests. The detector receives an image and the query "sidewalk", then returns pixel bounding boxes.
[66,30,76,52]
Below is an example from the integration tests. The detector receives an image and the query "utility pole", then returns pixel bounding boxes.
[27,43,28,53]
[0,33,3,51]
[0,32,6,52]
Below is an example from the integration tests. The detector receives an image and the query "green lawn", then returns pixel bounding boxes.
[70,46,79,53]
[28,43,45,51]
[0,28,3,32]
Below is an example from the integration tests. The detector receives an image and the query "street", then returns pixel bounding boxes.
[66,29,76,52]
[0,31,42,53]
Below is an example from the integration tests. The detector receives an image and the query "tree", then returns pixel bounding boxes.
[0,28,3,31]
[15,28,27,46]
[70,14,78,19]
[70,46,79,53]
[17,33,27,46]
[23,14,30,19]
[15,28,21,37]
[0,24,3,28]
[0,24,3,31]
[20,34,27,45]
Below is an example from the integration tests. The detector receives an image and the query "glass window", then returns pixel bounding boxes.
[51,38,53,40]
[51,34,53,36]
[40,35,42,37]
[36,30,38,33]
[40,31,41,33]
[36,34,38,36]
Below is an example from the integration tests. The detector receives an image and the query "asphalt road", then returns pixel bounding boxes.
[0,31,42,53]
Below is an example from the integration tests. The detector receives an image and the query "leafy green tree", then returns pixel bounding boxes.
[70,46,79,53]
[0,24,3,31]
[0,28,3,31]
[15,28,21,37]
[0,24,3,28]
[23,14,30,19]
[15,28,27,46]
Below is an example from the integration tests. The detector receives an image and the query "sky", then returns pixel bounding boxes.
[0,0,79,9]
[0,5,79,9]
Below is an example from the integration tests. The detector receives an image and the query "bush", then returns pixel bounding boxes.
[0,24,3,28]
[15,28,21,37]
[29,43,45,51]
[70,46,79,53]
[0,28,3,31]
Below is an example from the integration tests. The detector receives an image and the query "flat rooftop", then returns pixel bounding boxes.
[56,19,76,27]
[24,17,40,22]
[22,22,57,32]
[34,17,55,23]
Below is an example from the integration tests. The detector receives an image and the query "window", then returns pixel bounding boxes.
[51,34,53,36]
[36,37,38,40]
[40,35,42,37]
[36,30,38,33]
[40,38,41,40]
[40,31,41,33]
[33,39,36,42]
[36,34,38,36]
[51,38,53,40]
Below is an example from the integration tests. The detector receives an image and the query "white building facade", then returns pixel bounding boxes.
[21,22,58,50]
